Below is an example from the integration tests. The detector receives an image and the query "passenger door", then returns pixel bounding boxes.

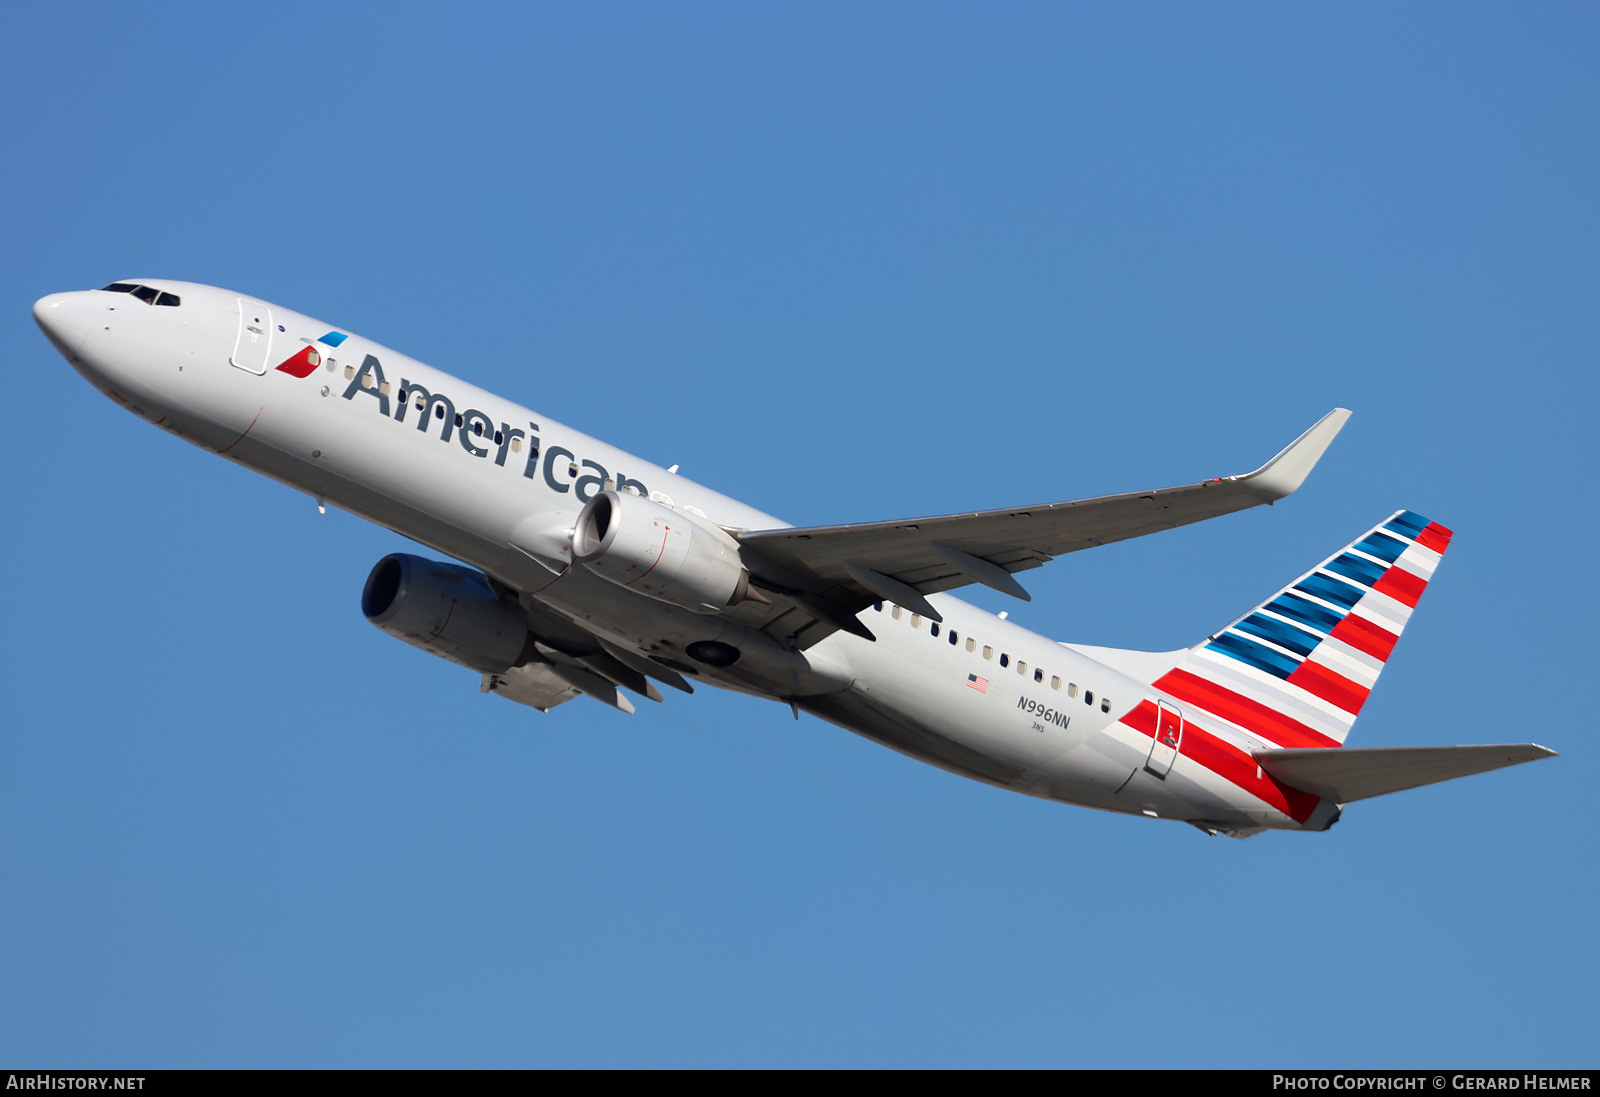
[230,298,272,374]
[1146,701,1184,778]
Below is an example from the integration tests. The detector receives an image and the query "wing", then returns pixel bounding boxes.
[731,409,1351,647]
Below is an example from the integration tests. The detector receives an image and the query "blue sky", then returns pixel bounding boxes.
[3,2,1595,1067]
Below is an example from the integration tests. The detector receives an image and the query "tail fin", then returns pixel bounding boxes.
[1154,510,1452,749]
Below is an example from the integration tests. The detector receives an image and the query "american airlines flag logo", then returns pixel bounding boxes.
[966,674,989,693]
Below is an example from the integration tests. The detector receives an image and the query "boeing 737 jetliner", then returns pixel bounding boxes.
[34,280,1554,837]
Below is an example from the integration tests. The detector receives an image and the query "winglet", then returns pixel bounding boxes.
[1235,408,1351,501]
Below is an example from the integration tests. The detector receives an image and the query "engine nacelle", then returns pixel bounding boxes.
[573,490,754,615]
[361,554,533,673]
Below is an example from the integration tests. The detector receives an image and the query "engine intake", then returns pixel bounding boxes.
[362,554,533,673]
[573,490,756,614]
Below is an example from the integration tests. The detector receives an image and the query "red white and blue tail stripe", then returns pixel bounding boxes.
[1157,509,1451,749]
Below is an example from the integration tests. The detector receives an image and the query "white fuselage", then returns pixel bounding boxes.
[37,281,1329,835]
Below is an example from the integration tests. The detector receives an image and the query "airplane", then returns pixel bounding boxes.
[33,279,1554,838]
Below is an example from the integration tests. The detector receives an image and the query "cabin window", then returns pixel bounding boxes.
[965,638,976,653]
[344,364,356,381]
[892,606,902,620]
[1050,676,1061,690]
[983,646,993,660]
[1100,698,1112,713]
[873,601,883,612]
[511,437,523,453]
[999,653,1009,668]
[379,381,392,397]
[1068,683,1078,698]
[930,623,939,637]
[948,631,958,646]
[911,614,922,628]
[1017,661,1027,676]
[1084,691,1094,706]
[1034,669,1044,683]
[436,404,445,420]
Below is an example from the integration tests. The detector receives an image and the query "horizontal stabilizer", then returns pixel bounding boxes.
[1254,744,1556,803]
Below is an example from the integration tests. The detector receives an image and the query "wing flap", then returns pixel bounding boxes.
[1253,744,1557,803]
[482,663,583,713]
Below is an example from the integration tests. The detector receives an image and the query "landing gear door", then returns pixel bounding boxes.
[231,298,272,374]
[1146,701,1183,778]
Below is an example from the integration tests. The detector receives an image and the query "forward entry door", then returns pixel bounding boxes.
[230,298,273,374]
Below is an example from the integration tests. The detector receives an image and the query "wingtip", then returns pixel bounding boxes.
[1239,407,1351,500]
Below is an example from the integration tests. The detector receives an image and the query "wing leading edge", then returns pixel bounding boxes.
[733,409,1351,646]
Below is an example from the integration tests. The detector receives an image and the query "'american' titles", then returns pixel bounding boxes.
[340,354,650,502]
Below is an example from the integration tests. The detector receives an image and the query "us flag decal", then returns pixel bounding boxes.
[966,674,989,693]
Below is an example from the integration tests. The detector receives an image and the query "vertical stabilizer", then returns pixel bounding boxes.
[1153,510,1452,748]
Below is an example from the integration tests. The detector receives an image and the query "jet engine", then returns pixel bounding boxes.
[361,554,534,673]
[572,490,759,614]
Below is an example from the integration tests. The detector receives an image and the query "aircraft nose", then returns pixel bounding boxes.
[33,292,96,358]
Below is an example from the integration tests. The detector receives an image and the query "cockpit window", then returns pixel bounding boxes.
[99,282,179,306]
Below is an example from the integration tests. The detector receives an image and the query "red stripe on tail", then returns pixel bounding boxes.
[1328,613,1399,662]
[1416,522,1453,553]
[1286,660,1369,714]
[1154,668,1341,749]
[1372,566,1427,608]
